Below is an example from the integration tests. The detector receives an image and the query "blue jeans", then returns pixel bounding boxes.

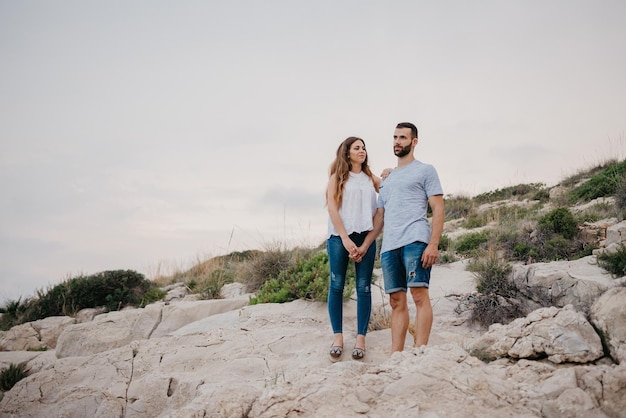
[327,231,376,336]
[381,241,431,293]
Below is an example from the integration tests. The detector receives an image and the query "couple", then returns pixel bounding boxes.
[325,122,445,360]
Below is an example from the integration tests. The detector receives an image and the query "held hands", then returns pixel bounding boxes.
[350,245,367,263]
[341,237,360,262]
[342,236,367,263]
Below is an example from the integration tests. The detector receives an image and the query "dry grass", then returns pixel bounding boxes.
[368,306,391,331]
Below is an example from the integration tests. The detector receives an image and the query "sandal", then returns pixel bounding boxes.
[329,345,343,358]
[352,347,365,360]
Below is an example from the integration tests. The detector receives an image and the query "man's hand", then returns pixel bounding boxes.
[421,243,439,268]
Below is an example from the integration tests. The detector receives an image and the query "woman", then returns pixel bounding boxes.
[326,136,380,360]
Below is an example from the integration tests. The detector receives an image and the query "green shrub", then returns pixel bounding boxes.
[139,287,167,307]
[615,173,626,212]
[570,159,626,202]
[0,270,160,330]
[543,236,574,260]
[597,245,626,278]
[0,363,28,391]
[539,207,578,239]
[250,251,354,304]
[439,252,459,264]
[241,248,295,293]
[532,188,551,202]
[454,230,491,256]
[468,255,515,297]
[468,293,527,327]
[473,183,545,204]
[199,268,235,299]
[463,212,488,229]
[0,299,26,330]
[466,254,526,326]
[495,205,541,225]
[576,202,618,223]
[512,241,540,261]
[438,234,451,251]
[444,195,474,220]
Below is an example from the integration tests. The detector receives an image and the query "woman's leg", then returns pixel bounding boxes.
[353,233,375,344]
[327,235,349,348]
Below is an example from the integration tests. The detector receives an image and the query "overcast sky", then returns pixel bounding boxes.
[1,1,625,304]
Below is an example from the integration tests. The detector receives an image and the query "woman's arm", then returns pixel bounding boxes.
[372,175,381,193]
[327,174,358,256]
[355,207,384,260]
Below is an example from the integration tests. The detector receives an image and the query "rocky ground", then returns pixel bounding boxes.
[0,222,625,417]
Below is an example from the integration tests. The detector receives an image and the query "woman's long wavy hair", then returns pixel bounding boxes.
[328,136,375,208]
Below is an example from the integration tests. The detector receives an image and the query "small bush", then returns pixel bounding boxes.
[512,241,540,261]
[560,159,618,188]
[437,238,460,262]
[0,270,160,330]
[444,195,474,220]
[250,251,354,304]
[466,254,527,326]
[439,252,460,264]
[577,202,618,223]
[468,255,515,297]
[0,363,28,391]
[241,249,295,293]
[463,212,488,229]
[199,268,235,299]
[454,230,491,256]
[538,207,578,239]
[543,236,574,260]
[468,293,527,327]
[473,183,545,204]
[597,245,626,278]
[570,159,626,202]
[438,234,451,251]
[139,287,167,307]
[615,173,626,212]
[532,188,550,202]
[0,299,26,330]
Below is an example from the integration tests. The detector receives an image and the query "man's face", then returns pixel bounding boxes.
[393,127,414,158]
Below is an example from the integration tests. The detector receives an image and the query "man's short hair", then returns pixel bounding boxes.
[396,122,418,139]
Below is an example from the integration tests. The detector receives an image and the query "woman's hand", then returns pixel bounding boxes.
[341,236,359,260]
[380,167,394,180]
[350,245,366,263]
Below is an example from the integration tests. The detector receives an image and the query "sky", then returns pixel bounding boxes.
[1,1,625,304]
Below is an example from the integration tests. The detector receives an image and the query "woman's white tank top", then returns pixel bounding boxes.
[328,171,377,238]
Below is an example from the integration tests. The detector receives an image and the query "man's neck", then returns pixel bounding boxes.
[396,155,415,168]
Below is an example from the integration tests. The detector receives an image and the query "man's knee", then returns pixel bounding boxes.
[410,287,430,307]
[389,292,407,310]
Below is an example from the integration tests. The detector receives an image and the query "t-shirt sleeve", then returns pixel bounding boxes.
[376,188,385,208]
[425,165,444,197]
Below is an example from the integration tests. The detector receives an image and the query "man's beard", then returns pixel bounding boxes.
[394,144,411,158]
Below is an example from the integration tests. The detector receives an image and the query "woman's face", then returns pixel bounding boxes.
[348,140,367,167]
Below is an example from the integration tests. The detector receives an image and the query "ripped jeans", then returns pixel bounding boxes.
[327,231,376,336]
[380,241,431,293]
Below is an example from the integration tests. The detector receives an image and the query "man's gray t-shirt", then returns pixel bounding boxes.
[377,160,443,254]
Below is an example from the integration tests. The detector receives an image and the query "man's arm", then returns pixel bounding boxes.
[422,194,444,268]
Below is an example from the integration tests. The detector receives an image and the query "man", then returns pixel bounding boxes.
[359,122,444,353]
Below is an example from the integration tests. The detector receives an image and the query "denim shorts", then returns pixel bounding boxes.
[381,241,431,293]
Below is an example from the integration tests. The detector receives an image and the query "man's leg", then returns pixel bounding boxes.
[410,287,432,347]
[389,291,409,353]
